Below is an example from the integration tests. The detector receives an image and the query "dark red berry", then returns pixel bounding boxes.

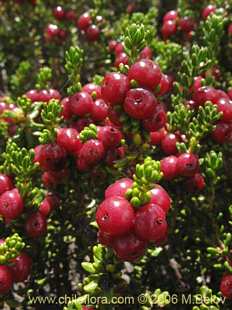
[42,168,69,188]
[114,52,129,67]
[56,128,83,154]
[61,97,72,120]
[11,252,32,282]
[65,10,77,21]
[202,5,216,19]
[156,74,173,96]
[163,10,178,22]
[161,20,177,39]
[86,25,100,41]
[114,42,124,55]
[96,196,135,237]
[143,104,167,132]
[25,212,47,238]
[177,153,199,177]
[97,126,122,150]
[0,174,13,195]
[128,59,162,90]
[101,73,129,105]
[150,130,166,145]
[212,122,230,144]
[112,232,147,261]
[186,173,206,191]
[105,178,133,199]
[39,194,59,217]
[108,40,117,52]
[179,16,195,33]
[192,86,218,106]
[123,88,157,120]
[82,83,101,99]
[91,99,108,121]
[150,185,171,214]
[134,203,168,243]
[0,188,23,220]
[70,91,93,117]
[77,12,92,30]
[0,265,13,294]
[98,230,114,246]
[220,274,232,299]
[160,156,178,180]
[138,47,153,60]
[161,133,178,155]
[216,98,232,122]
[53,6,65,20]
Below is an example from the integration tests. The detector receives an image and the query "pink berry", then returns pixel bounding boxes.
[39,194,59,217]
[192,86,218,106]
[11,252,32,282]
[114,42,124,55]
[156,74,173,96]
[96,196,135,237]
[0,188,23,220]
[160,156,178,180]
[25,212,47,238]
[123,88,157,120]
[216,98,232,122]
[61,97,72,120]
[0,265,13,294]
[105,178,133,199]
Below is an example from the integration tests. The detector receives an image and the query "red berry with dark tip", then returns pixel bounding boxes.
[161,133,178,155]
[77,12,92,30]
[97,126,122,150]
[134,203,168,243]
[124,88,157,120]
[128,59,162,90]
[11,252,32,282]
[150,185,171,214]
[0,265,13,294]
[160,156,178,180]
[96,196,135,237]
[0,174,13,195]
[220,274,232,299]
[70,91,93,117]
[0,188,23,220]
[25,212,47,238]
[177,153,199,177]
[101,73,129,105]
[105,178,133,199]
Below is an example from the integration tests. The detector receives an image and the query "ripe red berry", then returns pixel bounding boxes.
[53,6,65,21]
[163,10,178,22]
[220,274,232,299]
[77,139,105,171]
[143,104,167,132]
[161,133,178,155]
[108,40,117,52]
[0,174,13,195]
[0,188,23,220]
[212,122,230,144]
[192,86,218,106]
[70,91,93,117]
[82,83,102,99]
[97,126,122,150]
[98,230,114,246]
[77,12,92,30]
[86,25,100,41]
[0,265,13,294]
[202,5,216,20]
[160,156,178,180]
[156,74,173,96]
[25,89,41,102]
[138,46,153,60]
[61,97,72,120]
[96,196,135,237]
[134,203,168,243]
[105,178,133,199]
[39,194,59,217]
[150,130,166,145]
[25,212,47,238]
[101,73,129,105]
[123,88,157,120]
[177,153,199,177]
[161,20,177,39]
[91,99,108,121]
[179,16,195,33]
[150,185,171,214]
[56,128,83,154]
[11,252,32,282]
[190,76,204,93]
[112,232,147,261]
[114,52,129,68]
[128,59,162,90]
[44,24,60,41]
[65,10,77,21]
[114,42,124,55]
[186,173,206,191]
[216,98,232,122]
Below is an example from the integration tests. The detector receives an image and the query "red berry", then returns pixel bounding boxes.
[70,91,93,117]
[150,130,164,145]
[156,74,173,96]
[202,5,216,19]
[82,83,101,99]
[114,52,129,67]
[25,89,40,102]
[98,230,114,246]
[216,98,232,122]
[86,25,100,42]
[0,174,13,195]
[0,188,23,220]
[108,40,117,52]
[163,10,178,22]
[91,99,108,121]
[160,156,178,180]
[77,139,105,171]
[192,86,218,106]
[186,173,206,191]
[65,10,77,21]
[128,59,162,91]
[0,265,13,294]
[96,196,135,237]
[228,24,232,36]
[77,12,92,30]
[161,20,177,39]
[143,104,167,132]
[190,76,204,93]
[177,153,199,177]
[47,89,61,101]
[39,194,59,217]
[114,42,124,55]
[97,126,122,150]
[101,73,129,105]
[61,97,72,120]
[138,46,153,60]
[105,178,133,199]
[123,88,157,120]
[220,274,232,299]
[179,16,195,33]
[150,185,171,214]
[161,133,178,155]
[212,122,230,144]
[134,203,168,243]
[25,212,47,238]
[11,252,32,282]
[112,232,147,261]
[56,128,83,154]
[44,24,59,41]
[42,168,69,188]
[53,6,65,20]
